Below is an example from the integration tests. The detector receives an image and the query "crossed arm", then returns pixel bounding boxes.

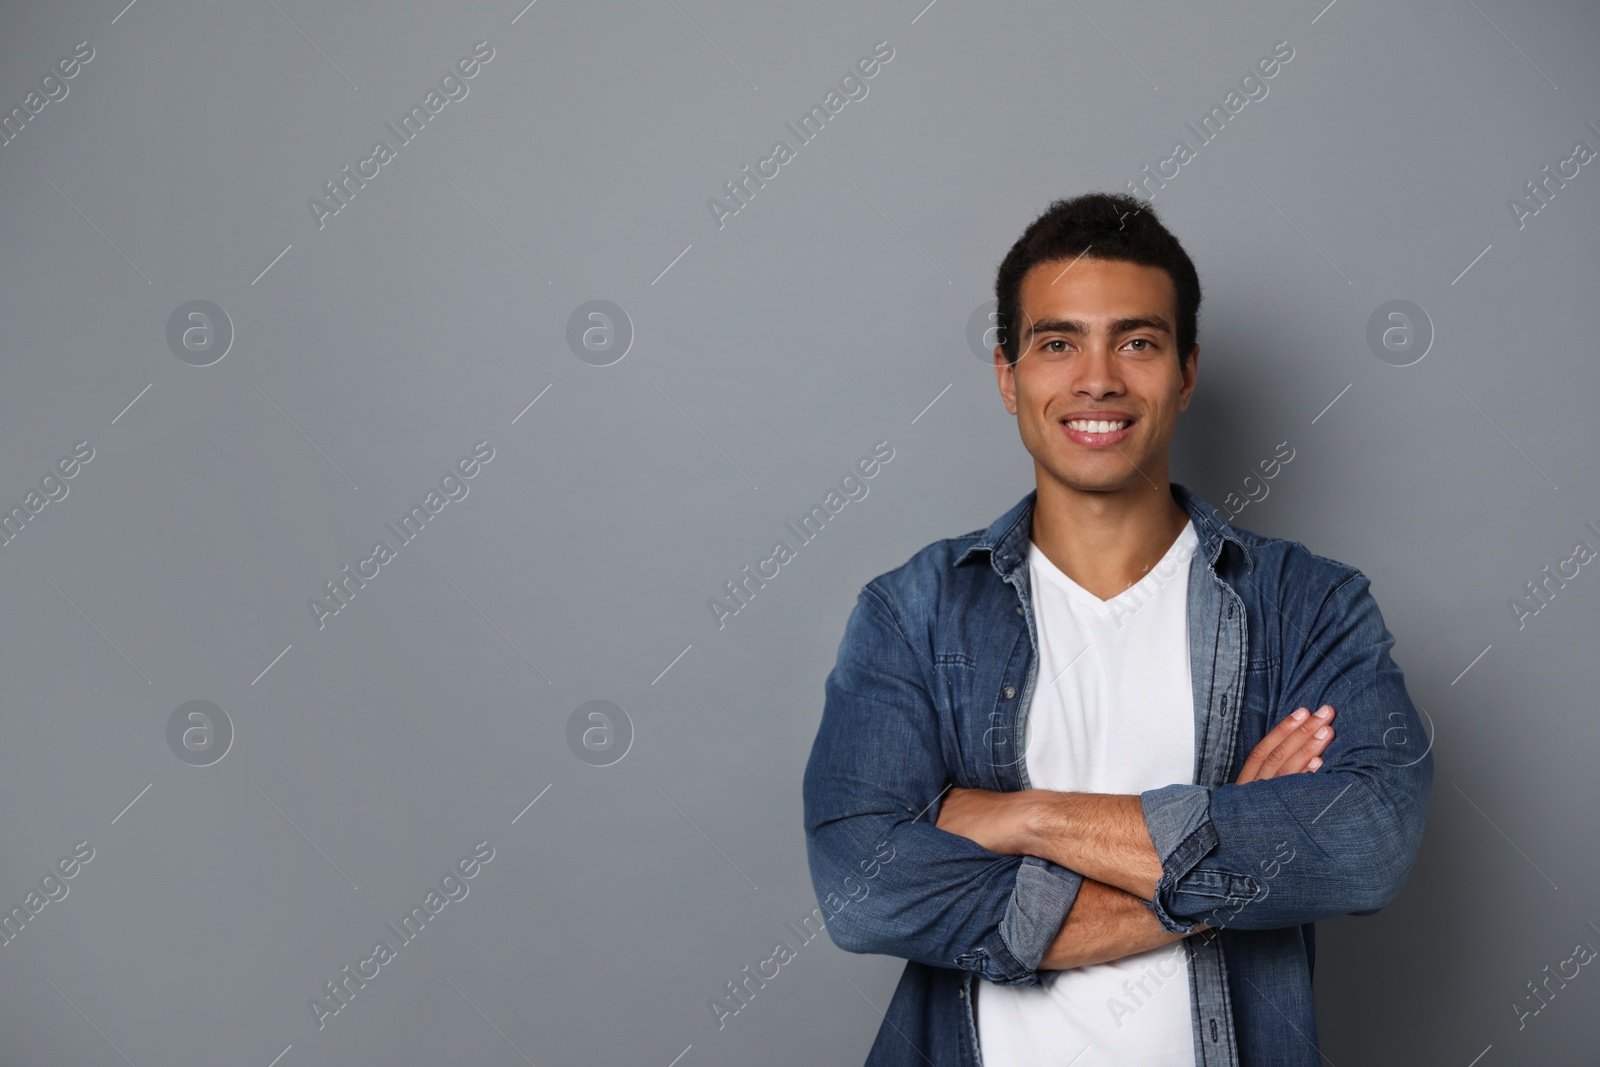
[935,705,1338,970]
[803,573,1431,985]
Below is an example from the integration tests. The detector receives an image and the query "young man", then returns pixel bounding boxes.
[801,192,1433,1066]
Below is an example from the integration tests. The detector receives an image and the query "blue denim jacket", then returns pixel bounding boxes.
[802,483,1433,1066]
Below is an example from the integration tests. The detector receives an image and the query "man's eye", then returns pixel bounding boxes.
[1126,339,1152,351]
[1043,340,1068,353]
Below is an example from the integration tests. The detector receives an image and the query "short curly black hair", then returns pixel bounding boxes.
[993,192,1201,367]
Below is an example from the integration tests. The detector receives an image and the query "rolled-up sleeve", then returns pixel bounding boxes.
[1137,570,1434,934]
[803,581,1083,985]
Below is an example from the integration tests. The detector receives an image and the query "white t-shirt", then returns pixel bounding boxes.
[976,520,1199,1067]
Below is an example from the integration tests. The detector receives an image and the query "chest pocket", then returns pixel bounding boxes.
[932,651,994,787]
[1231,656,1280,776]
[940,643,1036,791]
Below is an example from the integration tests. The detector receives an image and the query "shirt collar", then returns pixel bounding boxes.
[953,481,1252,580]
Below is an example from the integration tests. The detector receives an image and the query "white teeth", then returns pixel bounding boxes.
[1066,419,1128,433]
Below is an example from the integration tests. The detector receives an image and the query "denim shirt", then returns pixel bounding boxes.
[802,483,1433,1067]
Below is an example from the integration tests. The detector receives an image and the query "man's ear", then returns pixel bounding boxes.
[994,346,1018,414]
[1177,344,1199,411]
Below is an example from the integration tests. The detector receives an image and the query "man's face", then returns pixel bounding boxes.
[994,256,1198,496]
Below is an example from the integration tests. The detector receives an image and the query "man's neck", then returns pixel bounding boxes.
[1028,472,1191,602]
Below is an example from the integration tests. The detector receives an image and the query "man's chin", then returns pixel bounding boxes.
[1039,464,1147,496]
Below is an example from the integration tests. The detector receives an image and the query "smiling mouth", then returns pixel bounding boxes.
[1059,417,1135,448]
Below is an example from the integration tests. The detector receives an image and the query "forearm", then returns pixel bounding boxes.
[1125,566,1436,933]
[1020,791,1165,902]
[807,581,1087,987]
[807,794,1087,985]
[1139,769,1429,932]
[1038,876,1206,970]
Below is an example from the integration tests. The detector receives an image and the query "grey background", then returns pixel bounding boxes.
[0,0,1595,1064]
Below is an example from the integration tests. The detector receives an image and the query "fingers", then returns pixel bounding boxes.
[1237,706,1314,782]
[1235,710,1312,783]
[1236,705,1336,784]
[1257,705,1335,779]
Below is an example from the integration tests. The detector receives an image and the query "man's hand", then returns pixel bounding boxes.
[1235,705,1336,784]
[933,785,1029,854]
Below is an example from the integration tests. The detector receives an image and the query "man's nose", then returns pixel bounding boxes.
[1073,345,1123,396]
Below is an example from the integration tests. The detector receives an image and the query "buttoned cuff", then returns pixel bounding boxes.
[961,854,1083,986]
[1139,783,1220,933]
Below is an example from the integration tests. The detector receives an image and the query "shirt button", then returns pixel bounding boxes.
[1015,605,1023,615]
[957,987,966,999]
[1003,685,1017,699]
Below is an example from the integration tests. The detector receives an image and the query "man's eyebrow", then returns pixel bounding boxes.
[1023,315,1173,339]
